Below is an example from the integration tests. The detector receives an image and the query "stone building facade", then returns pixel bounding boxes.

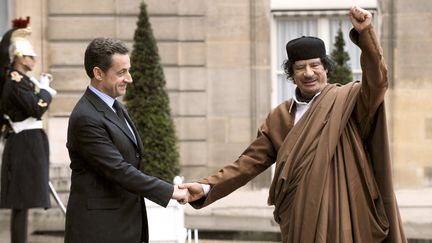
[1,0,432,239]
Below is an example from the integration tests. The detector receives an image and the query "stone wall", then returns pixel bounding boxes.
[379,0,432,188]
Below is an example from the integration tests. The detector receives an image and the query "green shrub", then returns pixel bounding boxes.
[124,2,180,183]
[329,23,353,85]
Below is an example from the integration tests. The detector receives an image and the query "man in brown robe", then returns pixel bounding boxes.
[180,6,407,243]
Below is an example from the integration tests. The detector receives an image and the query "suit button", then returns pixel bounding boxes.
[135,153,140,158]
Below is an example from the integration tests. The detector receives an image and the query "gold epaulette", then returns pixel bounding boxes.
[10,71,23,82]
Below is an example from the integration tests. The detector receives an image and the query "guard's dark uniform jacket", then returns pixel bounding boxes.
[0,69,52,209]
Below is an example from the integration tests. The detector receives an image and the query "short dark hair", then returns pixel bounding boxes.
[282,55,335,80]
[84,37,129,78]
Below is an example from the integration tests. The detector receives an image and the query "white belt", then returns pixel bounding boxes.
[4,115,43,134]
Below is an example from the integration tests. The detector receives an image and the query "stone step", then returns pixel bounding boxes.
[49,164,71,179]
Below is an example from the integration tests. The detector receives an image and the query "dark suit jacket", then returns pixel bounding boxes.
[65,88,174,243]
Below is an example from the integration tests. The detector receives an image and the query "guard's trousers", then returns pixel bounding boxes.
[11,209,28,243]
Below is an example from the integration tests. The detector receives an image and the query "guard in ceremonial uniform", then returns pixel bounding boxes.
[0,17,57,243]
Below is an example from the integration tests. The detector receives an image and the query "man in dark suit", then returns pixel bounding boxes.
[65,37,188,243]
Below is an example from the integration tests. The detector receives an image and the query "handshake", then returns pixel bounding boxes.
[171,182,205,205]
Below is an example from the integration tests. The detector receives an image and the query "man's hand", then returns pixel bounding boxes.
[178,182,205,203]
[349,6,372,33]
[171,185,189,203]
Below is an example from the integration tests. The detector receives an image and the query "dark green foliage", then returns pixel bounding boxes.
[124,2,179,183]
[329,23,353,85]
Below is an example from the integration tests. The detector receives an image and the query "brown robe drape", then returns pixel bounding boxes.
[268,82,405,243]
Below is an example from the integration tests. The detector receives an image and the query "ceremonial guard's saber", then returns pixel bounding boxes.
[49,181,66,215]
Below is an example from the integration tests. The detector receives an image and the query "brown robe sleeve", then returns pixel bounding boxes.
[350,26,389,138]
[190,101,294,209]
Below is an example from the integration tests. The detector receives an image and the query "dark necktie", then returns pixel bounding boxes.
[113,100,127,125]
[113,100,137,144]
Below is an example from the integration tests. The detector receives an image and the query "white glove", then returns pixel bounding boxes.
[39,73,51,87]
[37,73,57,96]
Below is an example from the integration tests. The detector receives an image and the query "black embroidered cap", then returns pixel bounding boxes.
[286,36,326,62]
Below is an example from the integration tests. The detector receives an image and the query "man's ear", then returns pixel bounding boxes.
[93,67,103,81]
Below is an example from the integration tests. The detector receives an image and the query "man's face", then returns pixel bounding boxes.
[98,53,133,98]
[18,55,36,72]
[292,58,328,99]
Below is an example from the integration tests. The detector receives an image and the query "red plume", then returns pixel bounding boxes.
[12,16,30,29]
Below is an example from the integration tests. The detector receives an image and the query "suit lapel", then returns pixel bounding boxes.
[84,88,140,150]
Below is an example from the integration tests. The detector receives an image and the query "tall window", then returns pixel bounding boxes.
[272,10,376,105]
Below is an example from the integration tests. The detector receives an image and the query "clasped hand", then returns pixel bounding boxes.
[171,183,205,205]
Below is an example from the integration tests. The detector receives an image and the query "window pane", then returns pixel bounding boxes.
[0,1,9,35]
[276,17,318,68]
[329,18,361,81]
[275,17,318,104]
[277,73,296,102]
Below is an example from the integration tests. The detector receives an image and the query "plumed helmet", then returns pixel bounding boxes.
[8,16,37,62]
[0,17,36,104]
